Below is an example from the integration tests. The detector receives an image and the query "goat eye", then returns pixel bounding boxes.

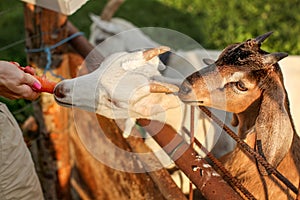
[235,81,248,92]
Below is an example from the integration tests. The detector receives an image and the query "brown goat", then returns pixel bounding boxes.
[178,32,300,199]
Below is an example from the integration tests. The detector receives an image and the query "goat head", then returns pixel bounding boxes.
[179,32,293,169]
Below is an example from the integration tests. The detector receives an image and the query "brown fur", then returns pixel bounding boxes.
[179,32,300,199]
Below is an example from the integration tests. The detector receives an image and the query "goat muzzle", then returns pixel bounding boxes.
[54,84,67,98]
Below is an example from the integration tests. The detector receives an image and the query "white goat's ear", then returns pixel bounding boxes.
[89,13,121,34]
[202,58,215,65]
[255,82,293,171]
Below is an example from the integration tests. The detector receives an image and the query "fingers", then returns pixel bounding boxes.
[12,73,41,100]
[22,73,42,91]
[12,62,46,92]
[9,61,41,90]
[0,85,39,101]
[11,62,36,75]
[0,61,41,100]
[21,86,40,100]
[14,84,40,101]
[23,66,36,75]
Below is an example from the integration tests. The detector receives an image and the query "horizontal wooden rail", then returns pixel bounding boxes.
[137,119,242,200]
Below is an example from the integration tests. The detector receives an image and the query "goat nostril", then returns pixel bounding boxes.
[54,84,66,98]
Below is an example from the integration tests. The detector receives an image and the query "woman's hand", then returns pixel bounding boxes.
[0,61,41,100]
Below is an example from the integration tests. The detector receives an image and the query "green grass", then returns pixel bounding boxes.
[69,0,203,49]
[69,0,300,54]
[1,0,300,64]
[0,2,26,64]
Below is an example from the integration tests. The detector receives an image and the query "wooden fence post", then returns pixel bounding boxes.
[24,3,72,199]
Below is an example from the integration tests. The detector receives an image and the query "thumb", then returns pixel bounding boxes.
[23,73,42,91]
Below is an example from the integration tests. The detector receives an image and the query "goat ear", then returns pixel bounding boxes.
[255,81,293,169]
[90,13,119,34]
[262,52,288,67]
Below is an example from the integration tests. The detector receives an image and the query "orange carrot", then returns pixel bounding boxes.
[34,75,58,94]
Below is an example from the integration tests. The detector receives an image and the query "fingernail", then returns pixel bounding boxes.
[32,81,42,91]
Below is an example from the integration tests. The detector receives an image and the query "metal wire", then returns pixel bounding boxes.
[193,138,256,200]
[198,106,298,195]
[189,106,195,200]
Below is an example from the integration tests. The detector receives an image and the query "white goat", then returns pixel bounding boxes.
[178,32,300,199]
[53,46,235,194]
[88,13,236,159]
[53,46,229,157]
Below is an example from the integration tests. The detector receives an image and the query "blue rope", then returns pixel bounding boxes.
[25,32,84,79]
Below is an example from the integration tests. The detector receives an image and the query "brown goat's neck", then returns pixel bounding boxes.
[235,97,261,140]
[291,132,300,173]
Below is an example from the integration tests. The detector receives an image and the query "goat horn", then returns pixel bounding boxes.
[262,52,288,66]
[254,31,273,44]
[149,81,179,94]
[143,46,170,61]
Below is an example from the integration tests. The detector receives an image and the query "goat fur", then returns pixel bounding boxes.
[179,32,300,199]
[221,66,300,199]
